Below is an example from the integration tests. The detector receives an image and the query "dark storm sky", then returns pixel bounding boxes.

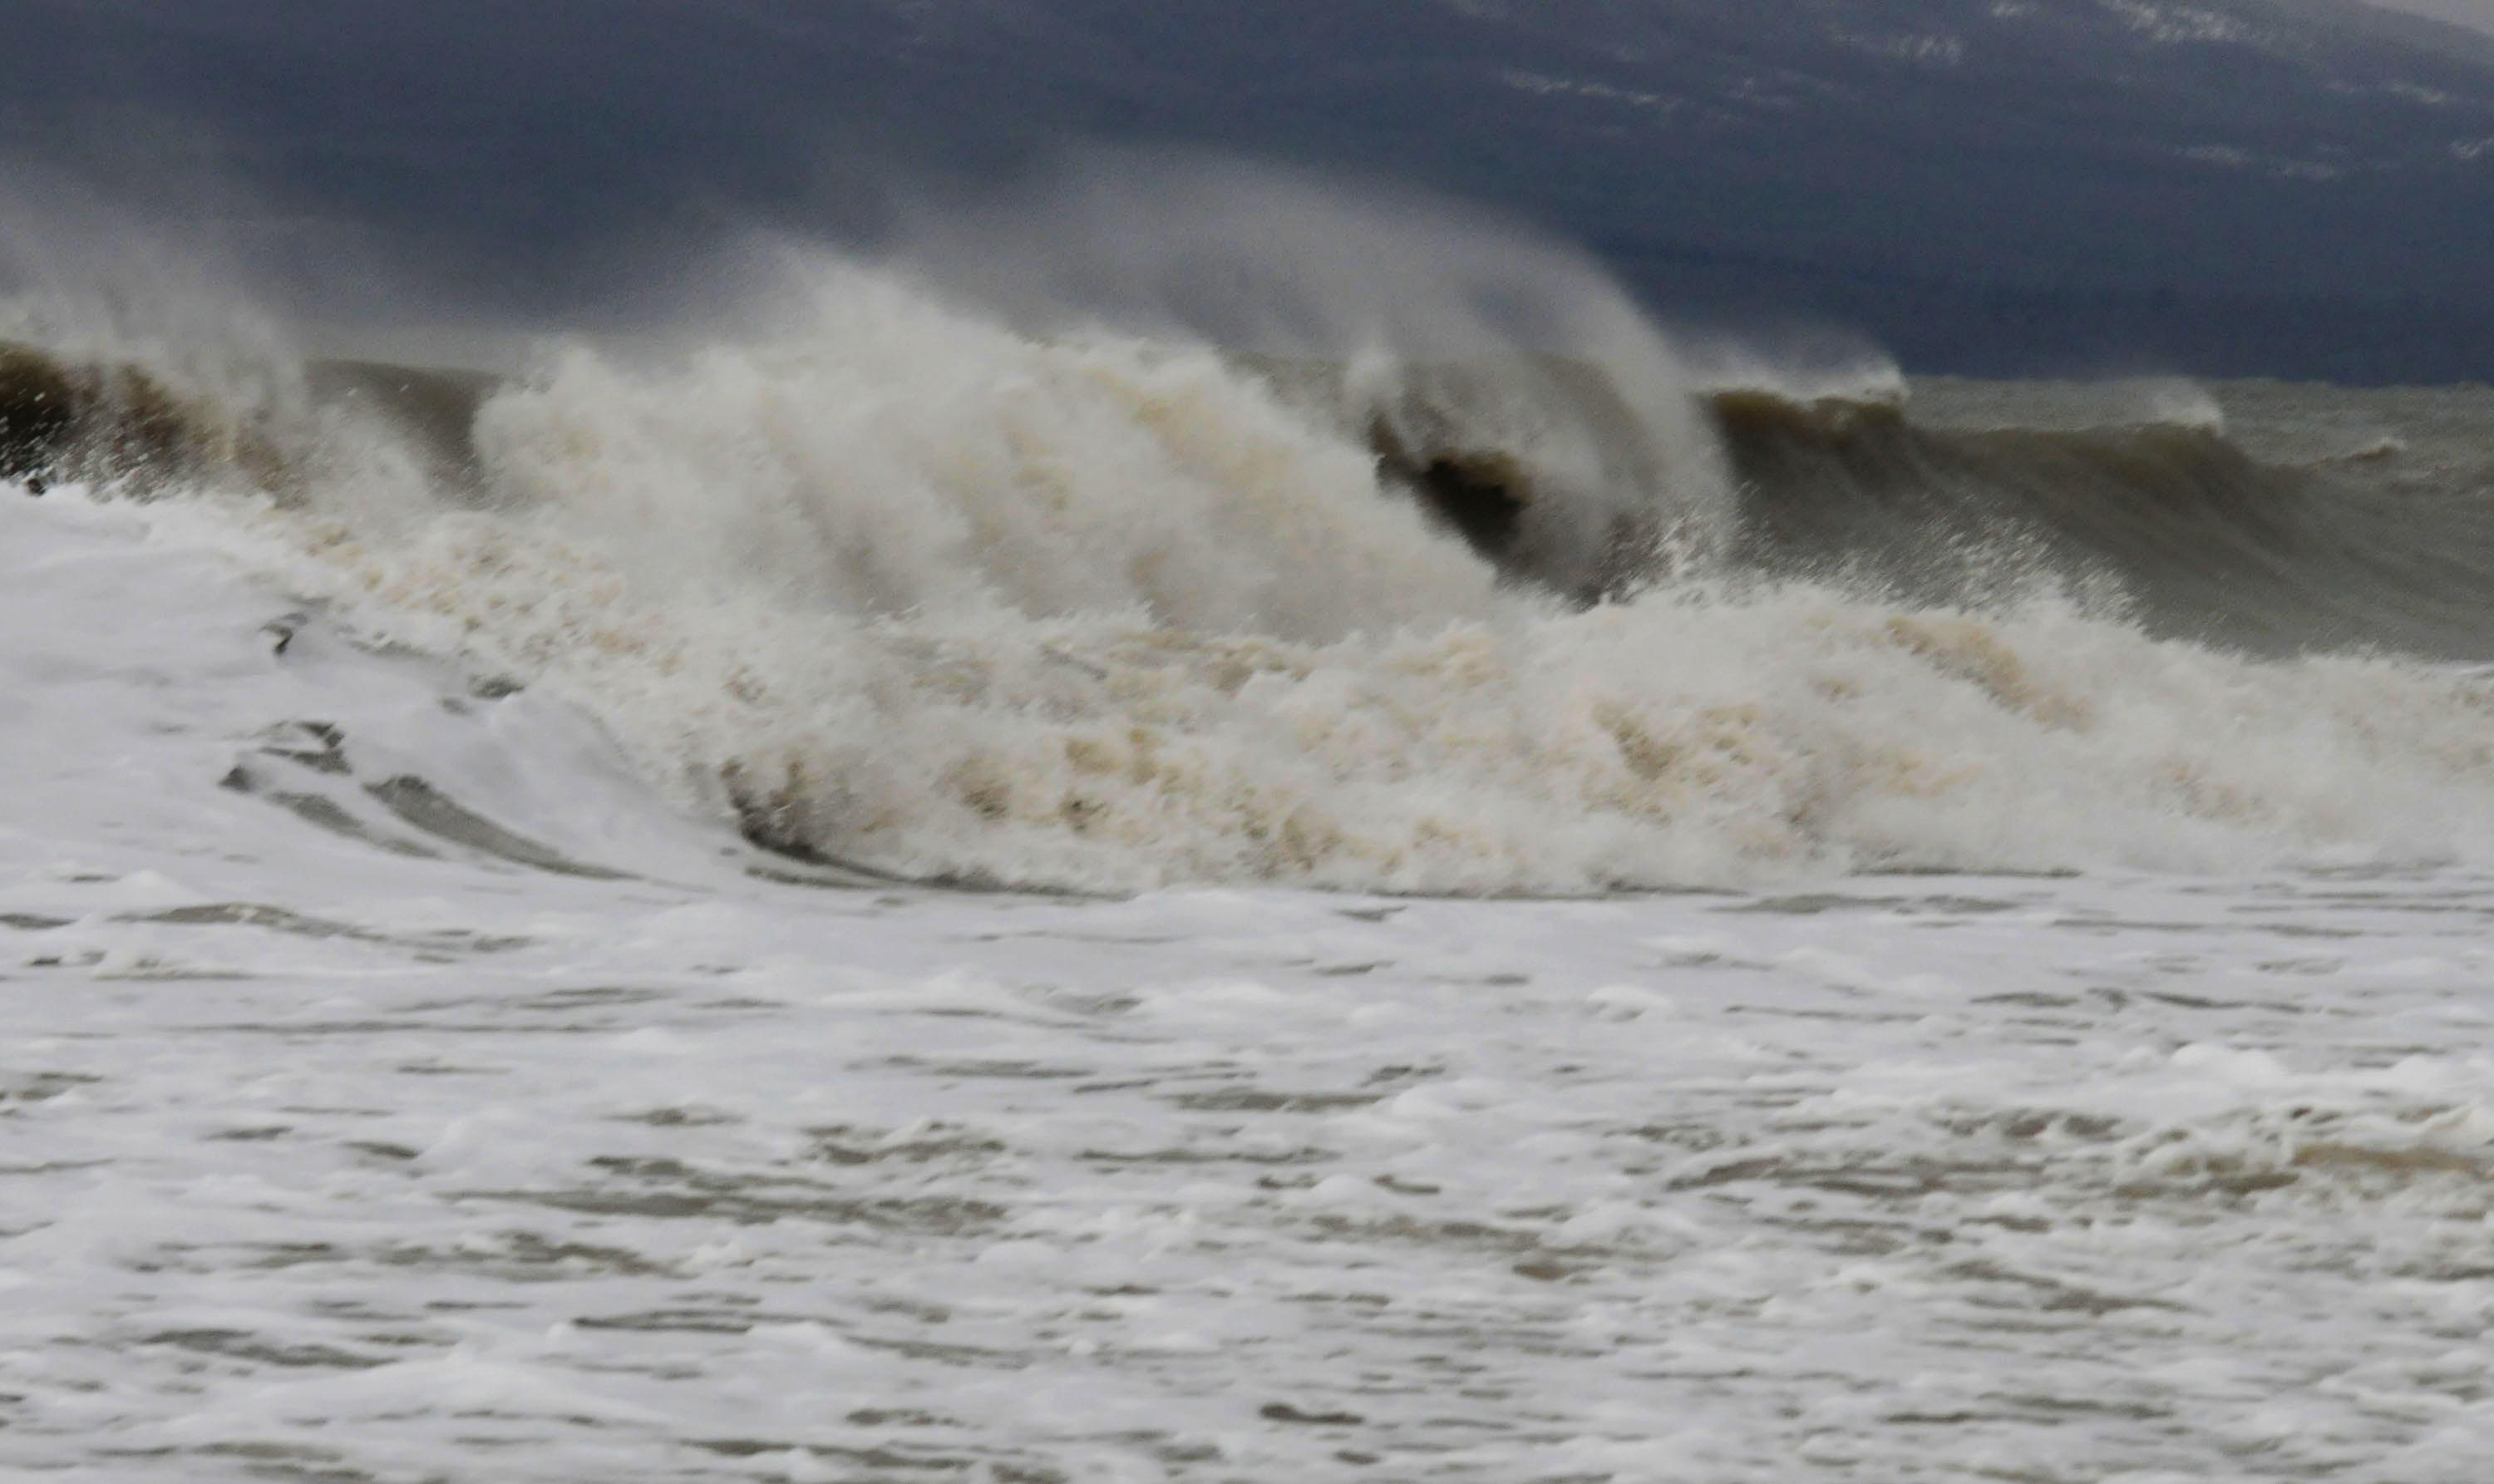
[3,0,2491,380]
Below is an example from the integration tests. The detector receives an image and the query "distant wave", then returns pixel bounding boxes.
[1707,385,2494,658]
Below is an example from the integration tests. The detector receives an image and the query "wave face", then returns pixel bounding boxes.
[11,259,2494,893]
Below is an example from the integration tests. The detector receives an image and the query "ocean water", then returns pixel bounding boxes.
[5,249,2494,1480]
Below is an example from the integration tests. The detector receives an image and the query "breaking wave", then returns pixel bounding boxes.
[9,249,2494,893]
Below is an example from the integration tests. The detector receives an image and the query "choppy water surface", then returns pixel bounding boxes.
[8,857,2494,1482]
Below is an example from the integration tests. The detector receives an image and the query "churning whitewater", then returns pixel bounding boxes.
[7,239,2494,895]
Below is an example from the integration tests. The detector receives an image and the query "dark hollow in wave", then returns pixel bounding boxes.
[1378,446,1528,562]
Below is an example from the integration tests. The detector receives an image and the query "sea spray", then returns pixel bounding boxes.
[8,179,2494,890]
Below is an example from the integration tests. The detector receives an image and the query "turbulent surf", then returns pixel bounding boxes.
[5,254,2494,894]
